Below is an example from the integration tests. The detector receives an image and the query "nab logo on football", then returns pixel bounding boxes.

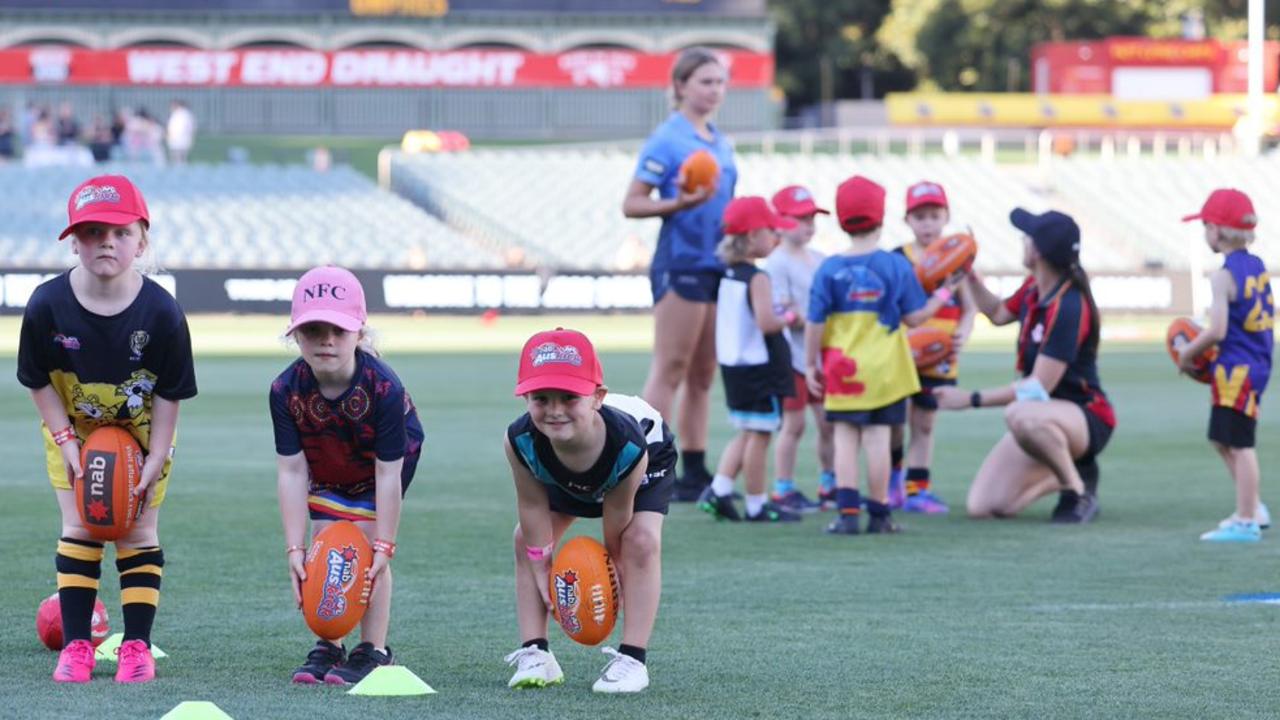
[82,451,115,526]
[303,282,347,302]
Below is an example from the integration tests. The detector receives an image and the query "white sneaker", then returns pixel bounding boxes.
[504,646,564,689]
[591,647,649,694]
[1218,502,1272,531]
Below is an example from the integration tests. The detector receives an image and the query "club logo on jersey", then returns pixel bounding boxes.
[847,288,884,303]
[316,545,360,620]
[553,570,582,634]
[530,342,582,368]
[74,184,121,211]
[1031,323,1045,343]
[52,333,81,350]
[129,330,150,361]
[642,157,666,176]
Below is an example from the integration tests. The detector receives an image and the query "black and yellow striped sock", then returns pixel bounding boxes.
[56,537,105,643]
[117,546,164,645]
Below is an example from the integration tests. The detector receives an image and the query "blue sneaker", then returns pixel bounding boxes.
[887,468,906,509]
[772,490,821,513]
[903,490,950,514]
[1217,502,1271,531]
[1200,520,1261,543]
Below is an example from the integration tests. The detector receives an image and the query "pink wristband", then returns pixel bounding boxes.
[525,543,553,562]
[782,310,798,325]
[933,287,953,304]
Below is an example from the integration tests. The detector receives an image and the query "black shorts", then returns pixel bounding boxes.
[827,399,908,426]
[1081,407,1113,460]
[910,377,956,411]
[547,455,676,518]
[1208,406,1256,448]
[651,267,721,304]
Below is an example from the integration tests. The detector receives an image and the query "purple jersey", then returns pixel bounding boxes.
[1213,250,1274,417]
[269,349,424,493]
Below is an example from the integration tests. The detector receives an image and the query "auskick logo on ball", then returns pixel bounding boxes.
[531,342,582,368]
[553,570,582,634]
[316,545,360,620]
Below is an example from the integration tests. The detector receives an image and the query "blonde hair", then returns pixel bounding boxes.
[1215,224,1256,247]
[670,47,723,109]
[715,233,751,265]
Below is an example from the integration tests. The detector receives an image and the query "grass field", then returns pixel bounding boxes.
[3,341,1280,719]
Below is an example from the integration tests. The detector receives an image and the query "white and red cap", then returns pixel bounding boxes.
[59,175,150,240]
[905,181,949,212]
[514,328,603,396]
[285,266,367,335]
[771,185,830,217]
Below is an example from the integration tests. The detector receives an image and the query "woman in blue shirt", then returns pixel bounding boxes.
[623,47,738,500]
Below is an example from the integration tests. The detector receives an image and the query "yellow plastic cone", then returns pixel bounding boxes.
[160,701,234,719]
[347,665,437,696]
[94,632,168,661]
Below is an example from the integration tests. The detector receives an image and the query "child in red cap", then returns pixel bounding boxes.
[18,175,197,683]
[504,328,676,693]
[888,181,977,514]
[1179,188,1274,542]
[699,197,803,523]
[805,176,961,535]
[270,266,425,685]
[764,185,835,512]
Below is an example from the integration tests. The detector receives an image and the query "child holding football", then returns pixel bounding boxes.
[805,176,960,535]
[1179,189,1273,542]
[764,185,836,512]
[699,196,801,523]
[18,175,197,683]
[888,181,976,514]
[504,328,676,693]
[270,266,424,684]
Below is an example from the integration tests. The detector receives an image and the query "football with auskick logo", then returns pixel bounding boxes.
[76,426,143,541]
[36,593,110,650]
[908,327,953,369]
[548,536,619,646]
[679,150,719,194]
[1166,317,1218,384]
[300,521,373,641]
[915,232,977,293]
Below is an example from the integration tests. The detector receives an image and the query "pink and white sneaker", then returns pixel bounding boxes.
[115,639,156,683]
[54,639,95,683]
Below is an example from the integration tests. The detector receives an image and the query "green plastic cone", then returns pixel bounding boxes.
[160,701,234,719]
[94,632,168,661]
[347,665,437,696]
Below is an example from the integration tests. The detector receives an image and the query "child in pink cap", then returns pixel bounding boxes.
[18,174,196,684]
[269,266,425,685]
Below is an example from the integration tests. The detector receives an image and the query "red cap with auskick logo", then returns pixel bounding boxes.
[905,180,949,212]
[515,328,603,396]
[59,175,150,240]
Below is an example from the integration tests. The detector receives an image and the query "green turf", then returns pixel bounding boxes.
[3,347,1280,719]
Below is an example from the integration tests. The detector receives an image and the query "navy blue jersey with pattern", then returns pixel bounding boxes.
[269,349,424,492]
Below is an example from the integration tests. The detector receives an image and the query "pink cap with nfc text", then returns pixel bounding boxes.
[285,266,367,335]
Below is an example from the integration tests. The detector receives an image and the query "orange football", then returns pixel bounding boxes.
[679,150,719,194]
[77,426,143,541]
[1166,317,1218,384]
[301,521,373,641]
[915,232,977,293]
[908,326,953,369]
[549,536,619,646]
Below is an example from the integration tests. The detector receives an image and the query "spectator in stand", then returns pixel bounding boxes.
[0,109,15,162]
[110,108,126,147]
[166,100,195,165]
[88,116,114,164]
[30,109,56,148]
[55,102,80,146]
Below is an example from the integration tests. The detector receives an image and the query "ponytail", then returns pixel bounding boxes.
[1067,264,1100,354]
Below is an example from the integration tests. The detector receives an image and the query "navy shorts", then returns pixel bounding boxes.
[651,267,721,304]
[910,377,956,411]
[548,454,676,518]
[826,399,908,426]
[1208,406,1256,449]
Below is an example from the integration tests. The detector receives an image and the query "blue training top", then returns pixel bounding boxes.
[634,112,737,274]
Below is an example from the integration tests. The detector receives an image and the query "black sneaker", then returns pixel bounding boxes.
[672,475,710,503]
[323,642,393,686]
[1052,491,1099,524]
[866,515,903,534]
[745,501,802,522]
[698,485,741,522]
[292,640,345,684]
[825,514,860,535]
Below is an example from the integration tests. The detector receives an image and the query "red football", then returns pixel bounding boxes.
[549,536,619,646]
[301,521,373,641]
[1167,317,1218,384]
[909,326,953,370]
[77,426,144,541]
[36,593,110,650]
[916,232,977,293]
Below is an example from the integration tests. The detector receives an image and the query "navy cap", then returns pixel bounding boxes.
[1011,208,1080,270]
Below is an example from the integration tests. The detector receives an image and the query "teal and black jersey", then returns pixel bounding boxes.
[507,394,671,505]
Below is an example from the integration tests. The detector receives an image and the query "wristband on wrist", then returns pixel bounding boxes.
[934,287,953,304]
[782,310,797,325]
[970,390,982,408]
[372,539,397,558]
[285,545,306,555]
[525,543,553,562]
[52,426,77,446]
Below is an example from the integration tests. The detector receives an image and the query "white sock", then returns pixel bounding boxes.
[746,493,767,516]
[711,474,735,497]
